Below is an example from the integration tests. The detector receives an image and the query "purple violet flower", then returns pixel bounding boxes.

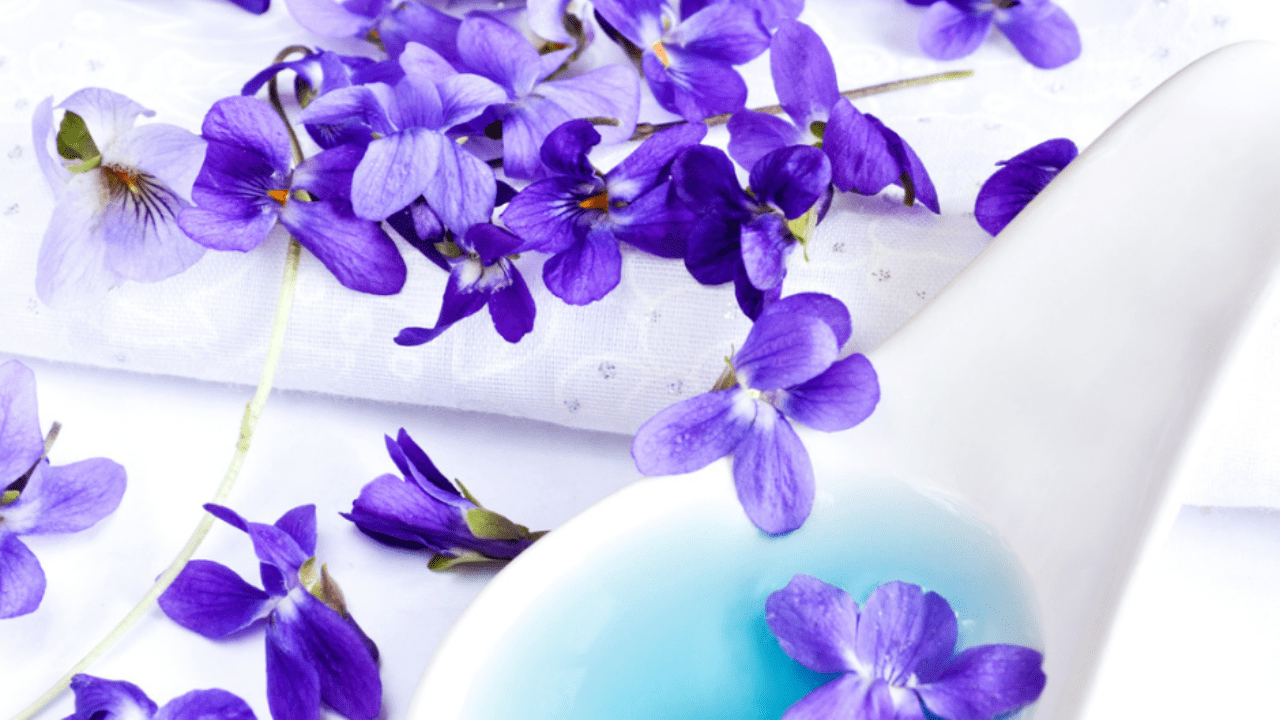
[282,0,390,38]
[974,138,1076,236]
[177,96,407,295]
[30,88,208,308]
[343,429,540,569]
[501,119,705,304]
[394,221,539,345]
[158,504,381,720]
[631,294,879,534]
[450,14,639,180]
[226,0,269,13]
[592,0,771,121]
[298,42,507,230]
[767,575,1047,720]
[728,20,939,213]
[62,674,256,720]
[241,50,382,150]
[672,144,831,320]
[914,0,1081,69]
[0,360,127,619]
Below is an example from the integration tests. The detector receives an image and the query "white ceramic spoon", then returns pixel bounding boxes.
[410,41,1280,719]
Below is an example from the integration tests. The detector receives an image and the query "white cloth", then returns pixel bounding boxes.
[0,0,1278,504]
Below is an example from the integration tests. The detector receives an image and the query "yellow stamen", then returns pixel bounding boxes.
[578,191,610,211]
[651,41,672,68]
[104,166,140,194]
[268,189,289,206]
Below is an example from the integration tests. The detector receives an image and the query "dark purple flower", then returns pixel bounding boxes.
[767,576,1047,720]
[178,96,406,295]
[915,0,1081,69]
[0,360,127,619]
[343,429,540,569]
[728,20,939,213]
[298,42,507,230]
[631,294,878,534]
[158,504,381,720]
[30,88,207,308]
[394,222,539,345]
[501,119,705,304]
[974,138,1076,235]
[451,14,639,180]
[241,50,381,150]
[593,0,770,121]
[673,144,831,319]
[62,674,256,720]
[226,0,269,13]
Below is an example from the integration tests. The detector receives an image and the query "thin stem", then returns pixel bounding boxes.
[11,239,303,720]
[629,69,974,141]
[268,45,311,167]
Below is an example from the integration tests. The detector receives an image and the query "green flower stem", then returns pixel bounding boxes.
[11,238,303,720]
[629,69,974,141]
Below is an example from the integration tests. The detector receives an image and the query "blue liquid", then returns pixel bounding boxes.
[465,478,1042,719]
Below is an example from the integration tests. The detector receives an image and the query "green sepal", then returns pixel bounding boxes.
[299,556,323,599]
[298,557,352,617]
[295,76,317,109]
[0,489,18,506]
[899,170,916,208]
[435,240,464,259]
[711,359,739,391]
[65,155,102,174]
[428,550,500,571]
[465,507,530,541]
[56,111,100,163]
[453,477,482,506]
[809,120,827,140]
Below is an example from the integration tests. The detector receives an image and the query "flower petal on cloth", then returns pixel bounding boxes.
[275,591,382,720]
[31,97,69,193]
[777,354,880,432]
[158,559,272,639]
[726,110,801,178]
[734,313,838,391]
[782,674,900,720]
[997,0,1082,70]
[35,174,123,308]
[917,1,992,61]
[631,389,757,475]
[543,226,623,305]
[875,115,940,214]
[1,458,125,535]
[756,292,852,348]
[671,2,770,65]
[65,675,159,720]
[916,644,1047,720]
[487,266,537,343]
[501,176,594,254]
[198,97,289,177]
[765,574,861,673]
[280,198,407,295]
[283,0,378,37]
[0,360,43,485]
[609,180,693,258]
[825,99,898,196]
[350,127,440,221]
[265,616,322,720]
[973,162,1056,236]
[749,145,831,219]
[0,530,44,619]
[115,123,207,204]
[154,689,258,720]
[1004,137,1078,169]
[394,264,491,346]
[98,182,206,284]
[420,136,497,233]
[855,581,958,685]
[770,20,841,128]
[739,213,790,291]
[643,49,747,122]
[732,407,813,534]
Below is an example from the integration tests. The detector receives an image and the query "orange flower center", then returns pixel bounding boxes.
[578,191,610,210]
[267,189,289,206]
[103,166,141,195]
[651,41,672,68]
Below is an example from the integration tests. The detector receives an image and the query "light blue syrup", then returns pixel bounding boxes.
[464,477,1043,720]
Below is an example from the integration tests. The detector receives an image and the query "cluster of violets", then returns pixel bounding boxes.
[15,0,1081,717]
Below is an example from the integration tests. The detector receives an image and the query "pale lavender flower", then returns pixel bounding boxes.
[0,360,126,619]
[31,88,207,307]
[767,575,1047,720]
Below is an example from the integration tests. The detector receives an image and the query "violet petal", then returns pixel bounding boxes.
[543,227,622,305]
[199,97,290,177]
[607,122,707,202]
[765,574,861,673]
[855,581,958,685]
[274,505,317,557]
[643,49,747,122]
[391,429,458,498]
[350,128,441,221]
[997,1,1082,70]
[739,213,791,291]
[487,266,537,343]
[749,144,831,219]
[734,313,838,391]
[2,458,126,535]
[756,292,852,348]
[973,161,1056,236]
[539,119,601,179]
[421,136,497,233]
[916,644,1047,720]
[0,360,43,487]
[282,0,377,38]
[158,559,272,639]
[501,176,595,254]
[265,618,322,720]
[0,530,44,619]
[458,15,546,97]
[726,110,800,179]
[394,265,490,346]
[770,20,841,127]
[65,675,158,720]
[731,407,813,535]
[35,176,122,308]
[917,0,992,61]
[280,198,408,295]
[154,689,257,720]
[277,591,382,720]
[631,389,757,475]
[777,354,880,432]
[782,674,900,720]
[824,99,898,196]
[671,2,770,65]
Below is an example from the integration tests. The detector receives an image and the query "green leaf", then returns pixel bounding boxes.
[56,111,100,162]
[465,508,529,540]
[428,551,501,571]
